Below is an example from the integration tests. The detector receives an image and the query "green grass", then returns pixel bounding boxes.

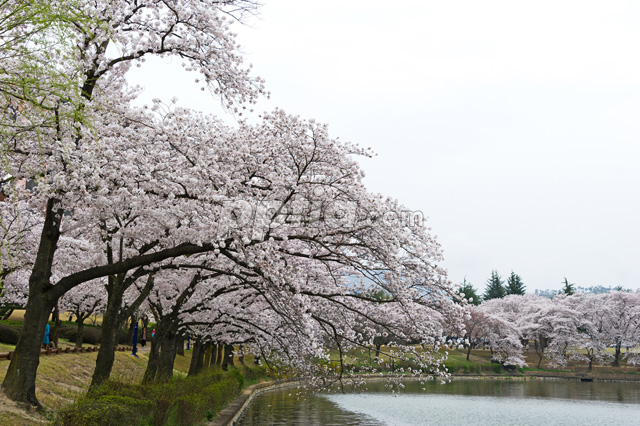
[520,366,572,373]
[0,343,16,352]
[0,319,24,328]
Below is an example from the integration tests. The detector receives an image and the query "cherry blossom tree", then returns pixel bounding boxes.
[481,295,554,367]
[1,0,263,406]
[1,1,465,410]
[561,293,612,371]
[462,306,524,366]
[480,292,640,370]
[0,198,41,317]
[59,280,106,348]
[598,291,640,366]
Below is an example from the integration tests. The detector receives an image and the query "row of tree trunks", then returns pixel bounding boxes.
[186,341,240,376]
[143,321,184,383]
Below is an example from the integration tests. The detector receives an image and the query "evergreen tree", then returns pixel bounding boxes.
[505,271,526,295]
[459,278,481,306]
[483,270,505,301]
[561,277,575,295]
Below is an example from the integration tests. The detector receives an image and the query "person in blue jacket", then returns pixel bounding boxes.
[43,323,50,349]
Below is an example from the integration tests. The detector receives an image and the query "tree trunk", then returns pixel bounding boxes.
[176,334,185,357]
[2,295,56,408]
[216,344,224,367]
[227,344,234,367]
[238,345,245,366]
[51,303,61,348]
[143,337,162,384]
[222,344,234,371]
[466,344,472,361]
[221,345,230,371]
[188,340,205,376]
[2,198,63,408]
[534,337,547,369]
[76,319,85,348]
[536,352,543,369]
[211,343,218,367]
[144,324,179,383]
[374,343,381,361]
[90,285,125,390]
[203,344,213,369]
[612,343,621,367]
[127,315,136,347]
[198,342,207,371]
[157,328,178,382]
[142,316,181,383]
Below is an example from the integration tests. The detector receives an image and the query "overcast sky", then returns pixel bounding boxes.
[128,0,640,293]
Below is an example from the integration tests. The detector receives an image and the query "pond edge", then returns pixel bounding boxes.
[210,373,640,425]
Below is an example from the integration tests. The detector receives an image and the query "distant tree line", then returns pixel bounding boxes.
[457,291,640,370]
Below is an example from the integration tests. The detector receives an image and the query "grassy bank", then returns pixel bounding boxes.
[0,350,149,425]
[0,347,268,426]
[445,348,640,378]
[324,346,640,378]
[56,365,266,426]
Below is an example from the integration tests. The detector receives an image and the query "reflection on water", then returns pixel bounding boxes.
[237,386,381,426]
[237,379,640,426]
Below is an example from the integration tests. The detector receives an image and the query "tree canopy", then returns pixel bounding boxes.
[459,278,481,306]
[0,0,464,407]
[483,270,505,301]
[505,271,526,295]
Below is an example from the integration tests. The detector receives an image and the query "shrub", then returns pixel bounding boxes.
[58,325,102,345]
[57,325,78,343]
[56,395,153,426]
[119,330,132,345]
[0,323,20,344]
[83,327,102,345]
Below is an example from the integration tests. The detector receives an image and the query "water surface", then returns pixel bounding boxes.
[237,378,640,425]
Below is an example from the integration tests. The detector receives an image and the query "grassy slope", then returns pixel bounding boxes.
[0,346,267,426]
[0,349,174,425]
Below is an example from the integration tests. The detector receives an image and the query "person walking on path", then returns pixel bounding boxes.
[141,327,147,347]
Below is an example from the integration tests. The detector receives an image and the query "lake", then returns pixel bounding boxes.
[237,378,640,425]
